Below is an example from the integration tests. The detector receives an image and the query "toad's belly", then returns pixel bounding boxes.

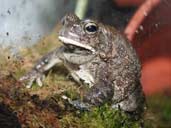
[67,65,95,88]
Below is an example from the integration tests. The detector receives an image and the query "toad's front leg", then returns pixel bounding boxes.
[63,80,114,110]
[19,47,64,88]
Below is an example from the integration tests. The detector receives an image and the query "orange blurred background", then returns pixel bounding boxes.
[116,0,171,95]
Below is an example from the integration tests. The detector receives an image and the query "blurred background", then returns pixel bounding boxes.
[0,0,170,127]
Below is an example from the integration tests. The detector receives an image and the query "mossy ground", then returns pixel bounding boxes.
[0,28,170,128]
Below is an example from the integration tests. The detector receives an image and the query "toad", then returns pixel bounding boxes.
[20,13,145,115]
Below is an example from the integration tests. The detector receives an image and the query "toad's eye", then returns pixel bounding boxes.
[84,22,98,34]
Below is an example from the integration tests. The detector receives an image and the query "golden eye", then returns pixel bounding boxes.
[84,22,98,34]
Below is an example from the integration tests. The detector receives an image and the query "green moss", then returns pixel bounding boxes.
[60,105,141,128]
[144,94,171,128]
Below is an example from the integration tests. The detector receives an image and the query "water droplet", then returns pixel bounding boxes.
[143,11,148,16]
[139,25,144,31]
[155,23,159,28]
[6,32,9,36]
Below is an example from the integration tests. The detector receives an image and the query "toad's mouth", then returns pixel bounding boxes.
[58,36,96,54]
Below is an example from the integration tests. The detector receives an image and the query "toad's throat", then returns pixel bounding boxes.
[58,36,96,54]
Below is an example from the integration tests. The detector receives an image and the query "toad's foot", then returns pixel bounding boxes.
[62,95,91,111]
[19,70,45,88]
[62,80,113,111]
